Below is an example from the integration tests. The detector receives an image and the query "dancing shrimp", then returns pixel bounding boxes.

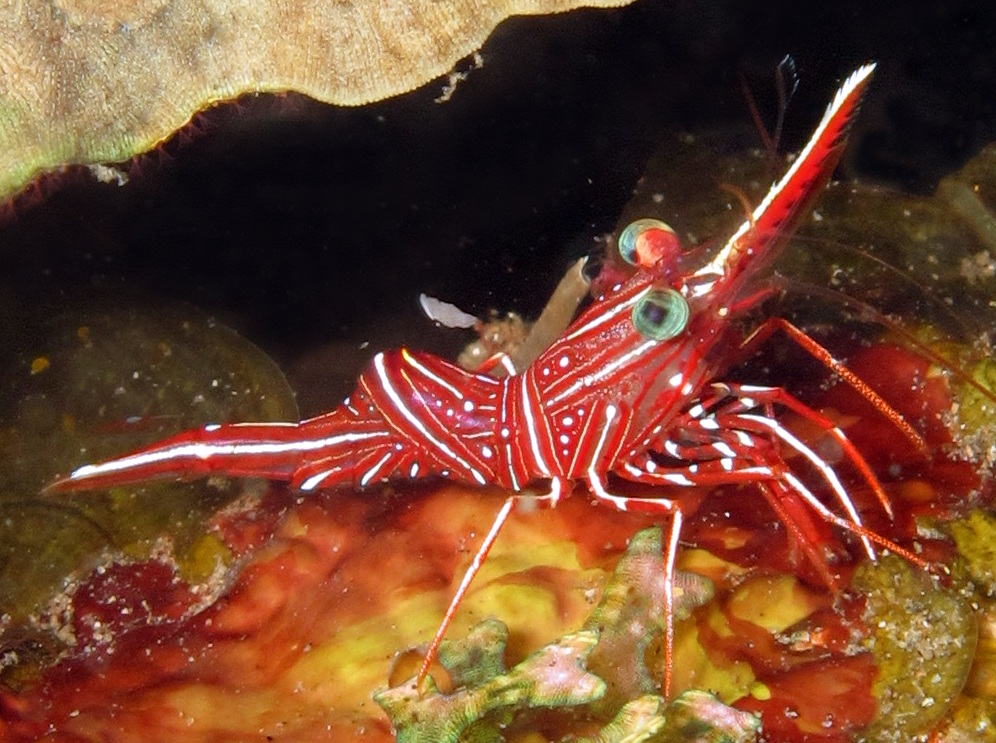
[48,64,926,696]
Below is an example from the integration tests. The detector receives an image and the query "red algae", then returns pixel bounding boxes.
[741,655,878,741]
[0,486,645,742]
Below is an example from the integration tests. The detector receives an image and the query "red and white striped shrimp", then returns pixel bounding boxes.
[47,64,926,695]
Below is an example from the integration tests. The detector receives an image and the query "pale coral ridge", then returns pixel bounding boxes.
[0,0,633,200]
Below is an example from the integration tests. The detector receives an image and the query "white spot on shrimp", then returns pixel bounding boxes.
[713,441,736,458]
[558,355,569,368]
[481,445,494,459]
[559,434,570,445]
[664,473,694,486]
[562,415,574,427]
[668,372,683,388]
[500,427,511,439]
[739,384,771,393]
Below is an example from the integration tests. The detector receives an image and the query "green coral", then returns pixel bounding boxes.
[584,526,714,712]
[654,690,762,743]
[577,695,667,742]
[375,624,605,742]
[375,527,756,742]
[574,690,760,743]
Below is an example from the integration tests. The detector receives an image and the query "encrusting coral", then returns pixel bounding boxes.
[0,0,635,202]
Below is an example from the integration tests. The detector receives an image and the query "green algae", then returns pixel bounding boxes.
[950,510,996,597]
[939,696,996,742]
[853,555,978,741]
[948,356,996,474]
[0,300,297,681]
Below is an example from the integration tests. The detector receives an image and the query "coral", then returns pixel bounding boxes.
[653,690,762,743]
[375,527,746,743]
[583,527,713,713]
[0,0,634,202]
[375,624,606,742]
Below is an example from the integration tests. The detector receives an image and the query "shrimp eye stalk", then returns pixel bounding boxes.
[618,218,681,268]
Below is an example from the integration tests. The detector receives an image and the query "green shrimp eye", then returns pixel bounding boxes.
[618,218,679,267]
[632,288,689,341]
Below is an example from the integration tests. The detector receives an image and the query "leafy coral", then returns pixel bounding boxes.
[0,0,635,202]
[375,527,756,742]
